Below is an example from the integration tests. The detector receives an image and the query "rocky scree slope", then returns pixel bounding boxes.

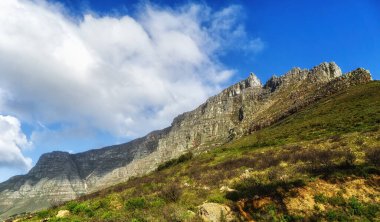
[0,62,372,218]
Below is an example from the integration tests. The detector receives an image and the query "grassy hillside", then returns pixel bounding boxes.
[14,82,380,221]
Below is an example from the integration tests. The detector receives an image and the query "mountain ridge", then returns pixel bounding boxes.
[0,62,373,219]
[14,80,380,222]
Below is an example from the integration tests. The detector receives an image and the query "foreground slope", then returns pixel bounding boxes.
[0,62,373,219]
[17,81,380,221]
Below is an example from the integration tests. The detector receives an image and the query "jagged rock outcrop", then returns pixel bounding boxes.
[0,62,372,219]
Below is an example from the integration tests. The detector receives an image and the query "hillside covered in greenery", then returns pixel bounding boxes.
[12,81,380,221]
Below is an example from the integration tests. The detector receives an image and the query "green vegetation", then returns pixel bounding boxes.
[36,210,50,219]
[16,82,380,221]
[314,193,328,204]
[125,197,147,210]
[66,202,94,217]
[313,196,380,221]
[156,152,193,171]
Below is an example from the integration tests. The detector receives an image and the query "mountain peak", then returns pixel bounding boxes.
[311,61,342,79]
[345,67,372,81]
[247,72,262,88]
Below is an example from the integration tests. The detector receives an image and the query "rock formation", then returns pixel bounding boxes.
[0,62,372,219]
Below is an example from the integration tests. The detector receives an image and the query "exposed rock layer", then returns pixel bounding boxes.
[0,62,372,218]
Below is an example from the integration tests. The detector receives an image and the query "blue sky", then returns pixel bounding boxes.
[0,0,378,182]
[53,0,380,80]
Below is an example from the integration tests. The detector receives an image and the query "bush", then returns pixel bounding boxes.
[291,148,351,174]
[204,171,227,186]
[162,206,186,222]
[267,167,283,181]
[212,157,255,171]
[329,135,342,143]
[208,194,226,204]
[344,150,356,166]
[327,194,346,207]
[149,197,165,208]
[125,197,147,210]
[256,151,281,169]
[161,183,182,202]
[71,203,94,217]
[36,210,50,219]
[314,194,327,203]
[364,203,380,219]
[365,147,380,166]
[91,199,107,210]
[66,201,79,212]
[348,197,364,215]
[325,210,348,221]
[157,152,193,171]
[178,152,193,162]
[355,138,365,146]
[101,211,113,220]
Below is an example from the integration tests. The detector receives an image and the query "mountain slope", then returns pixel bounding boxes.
[15,81,380,221]
[0,62,373,219]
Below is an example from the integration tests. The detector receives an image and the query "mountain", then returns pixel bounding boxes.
[11,70,380,221]
[0,62,374,219]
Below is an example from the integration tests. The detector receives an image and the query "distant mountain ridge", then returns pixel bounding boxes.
[0,62,372,218]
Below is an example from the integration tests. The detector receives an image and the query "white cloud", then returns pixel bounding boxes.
[247,38,265,54]
[0,0,261,142]
[0,115,32,170]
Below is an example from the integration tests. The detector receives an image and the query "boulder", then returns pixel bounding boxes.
[198,203,235,222]
[56,210,70,218]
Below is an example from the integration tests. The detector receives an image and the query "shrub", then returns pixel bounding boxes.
[125,197,147,210]
[328,195,346,207]
[101,212,113,220]
[364,203,380,219]
[91,199,107,210]
[329,135,342,143]
[267,167,283,181]
[354,138,365,146]
[66,201,79,212]
[204,171,227,186]
[292,148,350,174]
[36,210,49,219]
[208,194,226,204]
[177,152,193,163]
[213,157,255,170]
[365,147,380,166]
[325,210,348,221]
[157,152,193,171]
[256,151,281,169]
[227,176,306,201]
[343,150,356,166]
[314,193,327,203]
[348,197,364,215]
[150,197,165,208]
[161,183,182,202]
[71,203,94,217]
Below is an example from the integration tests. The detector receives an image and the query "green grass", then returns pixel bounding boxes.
[225,81,380,151]
[315,196,380,221]
[16,82,380,221]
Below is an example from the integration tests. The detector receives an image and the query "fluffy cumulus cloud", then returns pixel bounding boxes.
[0,0,262,171]
[0,115,32,170]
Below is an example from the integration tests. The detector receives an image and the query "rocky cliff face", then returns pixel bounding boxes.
[0,62,372,218]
